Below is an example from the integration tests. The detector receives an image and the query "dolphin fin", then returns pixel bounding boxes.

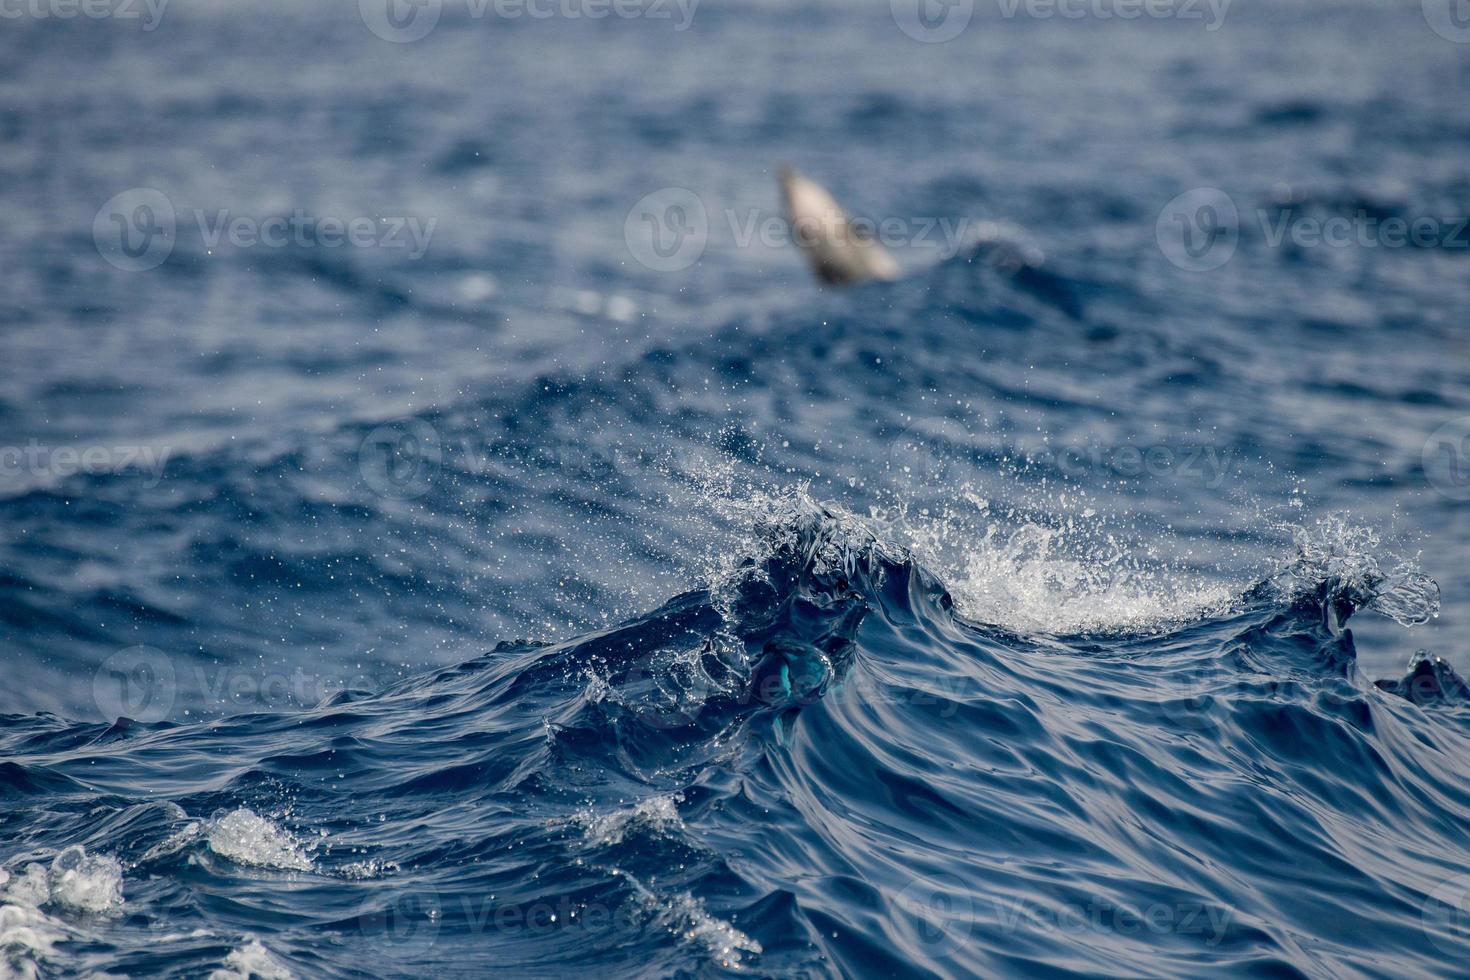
[778,164,901,286]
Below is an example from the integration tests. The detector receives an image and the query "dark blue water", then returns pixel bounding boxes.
[4,1,1470,976]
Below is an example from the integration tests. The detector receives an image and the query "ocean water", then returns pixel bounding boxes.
[3,0,1470,976]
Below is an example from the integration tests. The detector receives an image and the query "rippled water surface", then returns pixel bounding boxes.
[3,1,1470,976]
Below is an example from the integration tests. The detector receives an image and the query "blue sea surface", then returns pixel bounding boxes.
[3,1,1470,976]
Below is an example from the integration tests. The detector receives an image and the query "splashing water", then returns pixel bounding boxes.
[205,811,313,873]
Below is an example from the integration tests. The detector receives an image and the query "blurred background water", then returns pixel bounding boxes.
[2,0,1470,976]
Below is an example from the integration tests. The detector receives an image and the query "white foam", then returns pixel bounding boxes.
[940,519,1238,636]
[705,483,1238,637]
[138,822,203,865]
[0,846,124,979]
[206,810,313,872]
[581,670,610,704]
[0,867,49,910]
[456,273,497,302]
[206,937,295,980]
[0,847,124,916]
[615,870,762,971]
[45,848,124,914]
[337,859,399,880]
[605,295,637,322]
[577,794,684,846]
[645,889,762,970]
[1281,515,1440,626]
[0,900,64,980]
